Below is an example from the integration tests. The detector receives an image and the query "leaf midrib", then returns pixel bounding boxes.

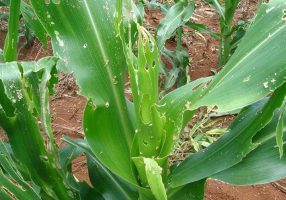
[207,23,286,91]
[82,0,133,147]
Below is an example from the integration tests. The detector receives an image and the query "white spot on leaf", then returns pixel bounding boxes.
[105,102,109,108]
[243,75,251,82]
[266,7,274,13]
[54,31,64,47]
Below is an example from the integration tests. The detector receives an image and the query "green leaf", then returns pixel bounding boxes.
[169,82,286,187]
[164,67,180,90]
[30,0,136,185]
[116,7,166,158]
[212,109,286,185]
[0,49,4,63]
[3,0,21,61]
[224,0,239,27]
[276,101,286,157]
[0,0,9,6]
[144,158,167,200]
[159,77,212,157]
[1,0,47,45]
[156,0,195,49]
[62,136,139,200]
[142,1,169,14]
[0,60,77,199]
[21,57,60,163]
[168,179,206,200]
[163,0,286,121]
[79,182,105,200]
[189,1,286,112]
[83,101,135,184]
[20,1,47,46]
[59,141,83,191]
[185,22,220,39]
[205,0,225,20]
[0,140,41,200]
[0,188,12,200]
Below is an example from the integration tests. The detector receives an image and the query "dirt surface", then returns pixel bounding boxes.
[206,179,286,200]
[1,1,286,199]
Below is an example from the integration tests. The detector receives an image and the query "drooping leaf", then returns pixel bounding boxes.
[185,22,219,39]
[212,108,286,185]
[30,0,136,185]
[169,82,286,187]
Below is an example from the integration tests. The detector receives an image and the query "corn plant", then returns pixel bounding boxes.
[1,0,286,199]
[205,0,247,67]
[140,0,245,88]
[140,0,195,90]
[1,0,47,61]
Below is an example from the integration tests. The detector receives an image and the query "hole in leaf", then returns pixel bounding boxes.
[282,10,286,21]
[152,61,156,68]
[143,140,148,146]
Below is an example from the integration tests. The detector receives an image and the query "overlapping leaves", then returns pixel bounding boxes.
[29,0,136,185]
[0,58,78,199]
[1,0,285,199]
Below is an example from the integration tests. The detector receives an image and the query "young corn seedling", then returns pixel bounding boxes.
[0,0,286,199]
[139,0,195,90]
[205,0,248,67]
[1,0,47,60]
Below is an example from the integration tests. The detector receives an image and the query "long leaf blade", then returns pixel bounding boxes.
[30,0,136,184]
[212,110,286,185]
[169,82,286,187]
[190,1,286,112]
